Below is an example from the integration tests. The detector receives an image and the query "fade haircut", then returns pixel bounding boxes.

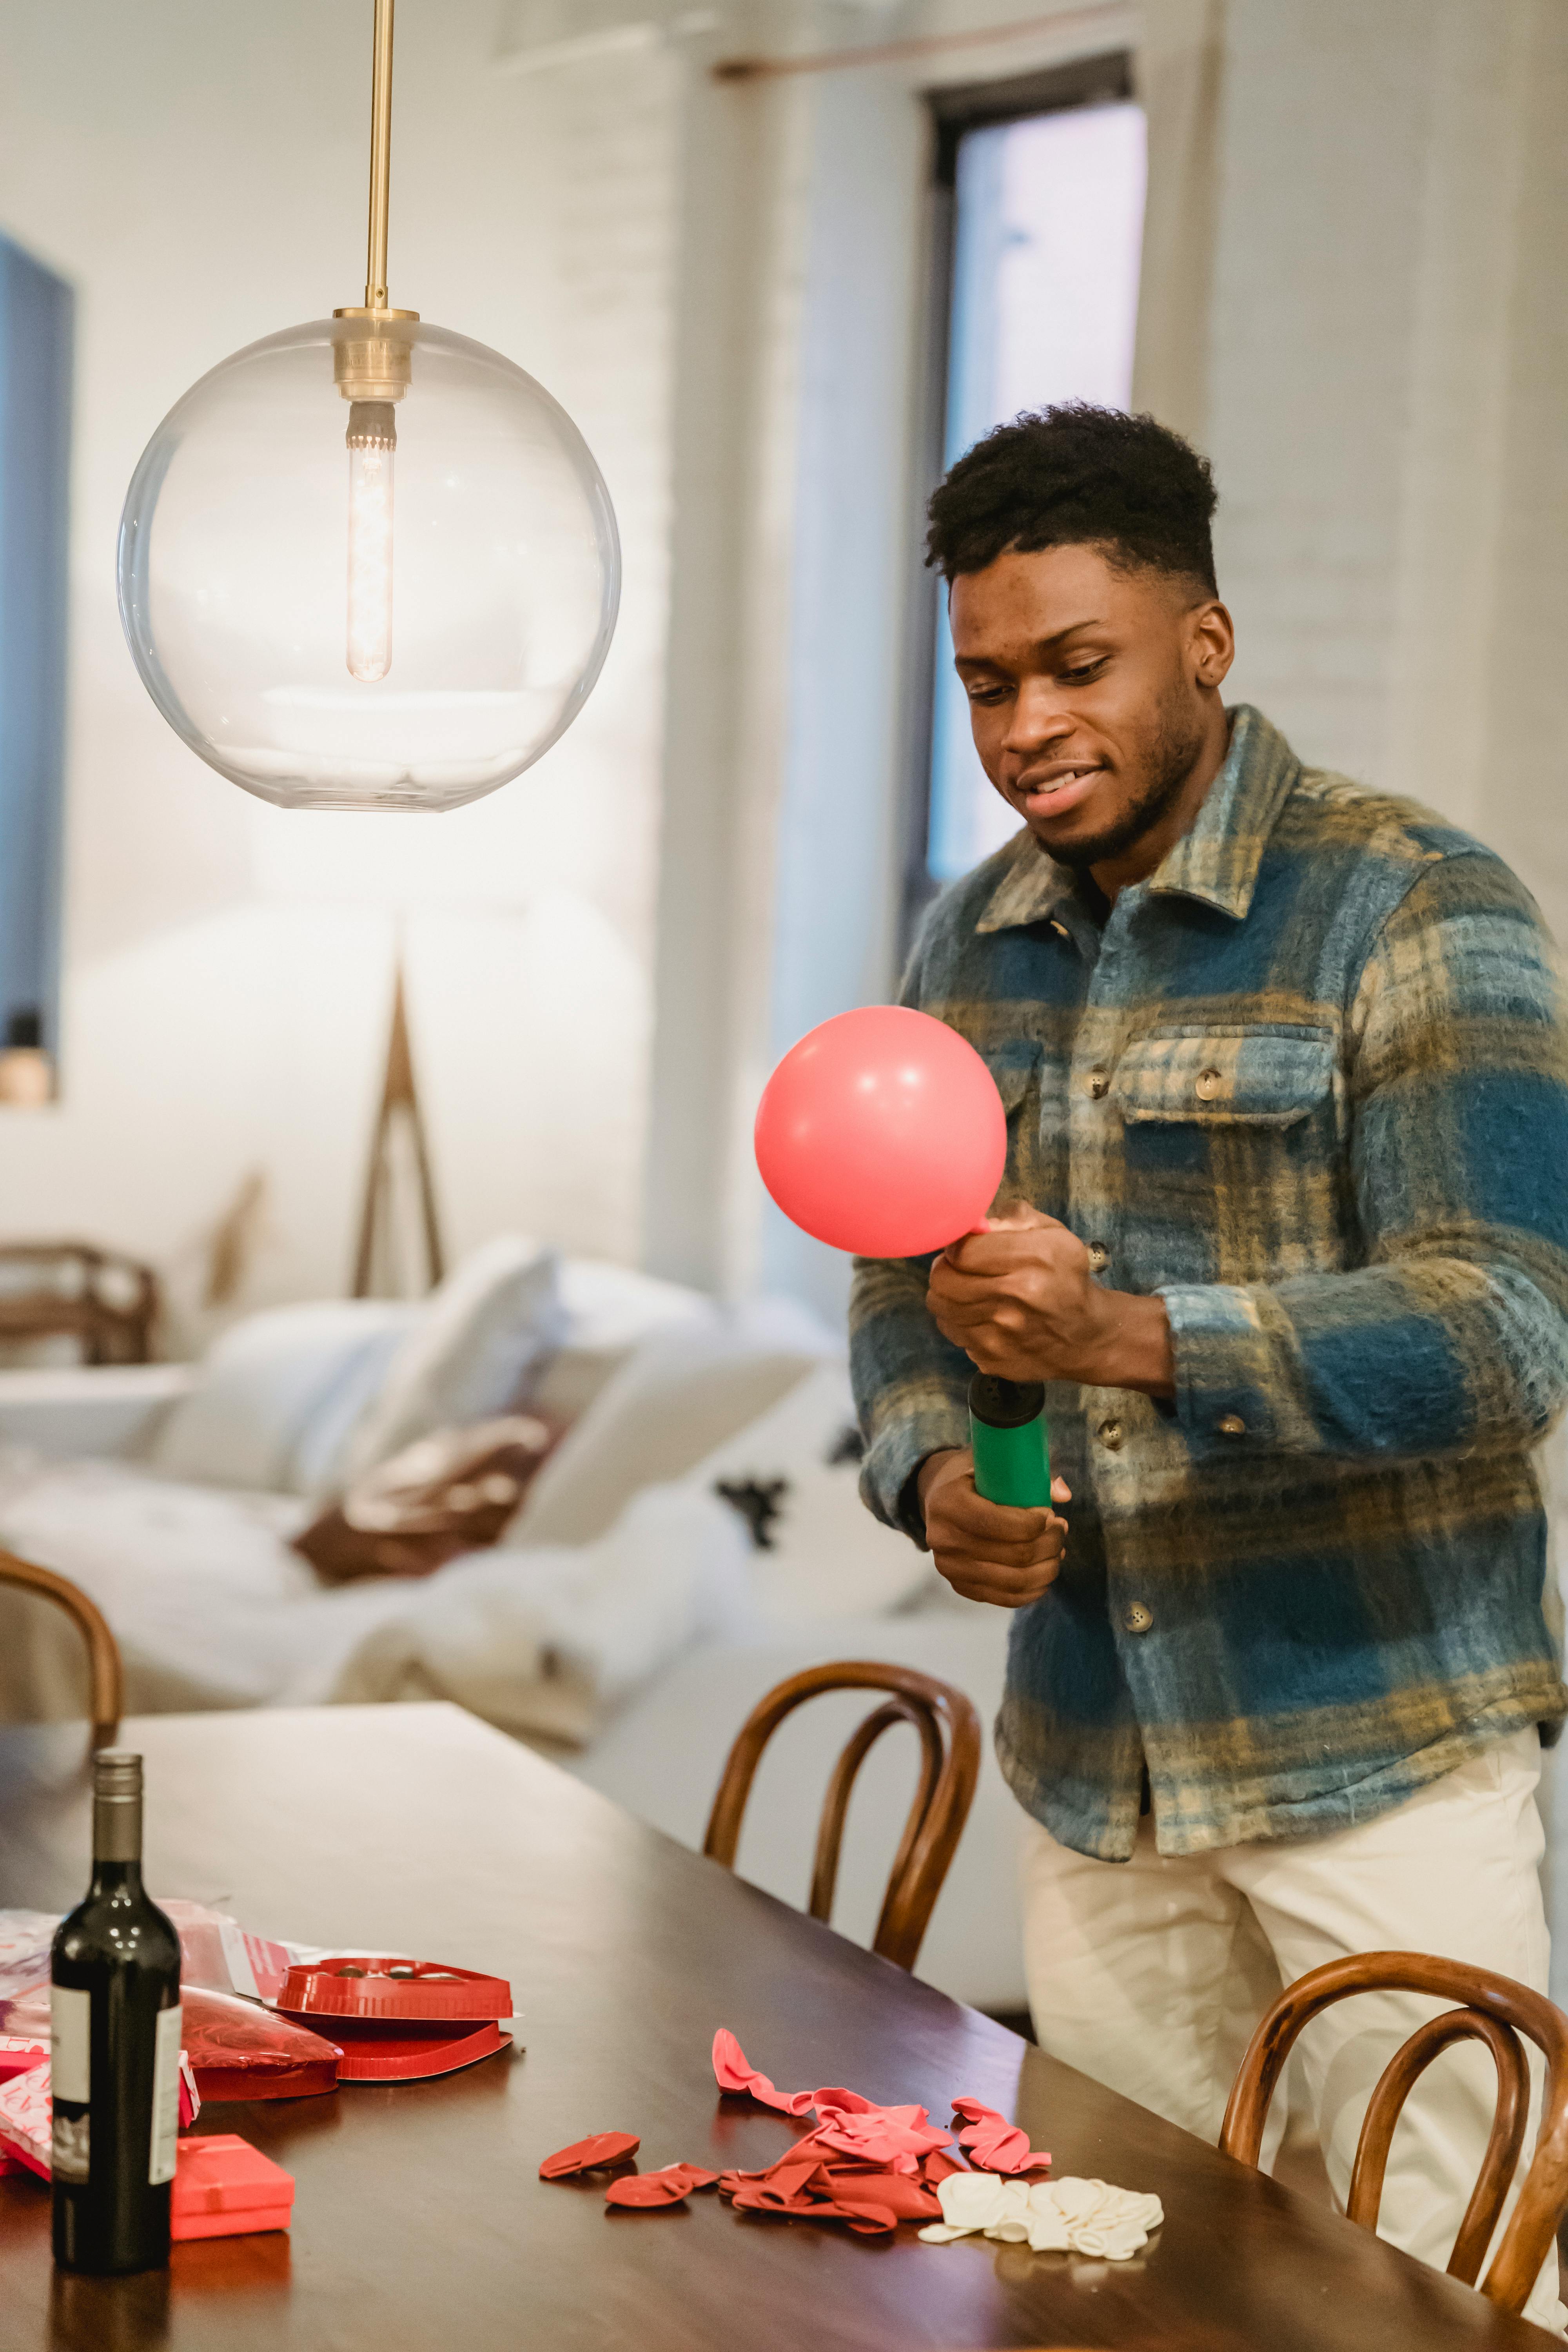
[925,403,1219,598]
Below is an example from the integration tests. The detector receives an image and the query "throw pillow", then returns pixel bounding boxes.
[505,1300,838,1550]
[146,1301,423,1494]
[530,1257,712,1423]
[339,1236,563,1481]
[295,1415,561,1584]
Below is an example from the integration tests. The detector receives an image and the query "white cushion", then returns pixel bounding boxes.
[340,1236,563,1481]
[691,1362,935,1626]
[0,1365,195,1462]
[531,1257,712,1422]
[146,1301,421,1494]
[507,1299,838,1550]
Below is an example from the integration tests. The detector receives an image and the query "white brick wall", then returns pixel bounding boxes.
[1210,0,1568,940]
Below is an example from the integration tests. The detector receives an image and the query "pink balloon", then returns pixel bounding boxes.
[755,1006,1007,1258]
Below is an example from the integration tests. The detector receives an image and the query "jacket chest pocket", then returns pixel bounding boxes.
[1110,1025,1342,1282]
[984,1046,1066,1215]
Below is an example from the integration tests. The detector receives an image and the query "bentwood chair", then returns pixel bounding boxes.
[0,1547,123,1749]
[702,1661,981,1972]
[1220,1950,1568,2316]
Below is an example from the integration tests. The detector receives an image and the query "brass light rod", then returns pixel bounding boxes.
[364,0,396,312]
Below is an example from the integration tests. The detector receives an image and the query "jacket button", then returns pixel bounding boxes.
[1123,1602,1153,1634]
[1098,1417,1124,1451]
[1218,1412,1247,1437]
[1196,1067,1222,1101]
[1087,1242,1109,1274]
[1086,1071,1109,1100]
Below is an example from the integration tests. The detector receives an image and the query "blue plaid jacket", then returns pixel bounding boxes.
[851,706,1568,1859]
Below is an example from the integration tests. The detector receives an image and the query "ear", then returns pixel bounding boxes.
[1191,598,1236,690]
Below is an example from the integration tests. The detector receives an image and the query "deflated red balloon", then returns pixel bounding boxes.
[605,2162,719,2207]
[539,2130,641,2179]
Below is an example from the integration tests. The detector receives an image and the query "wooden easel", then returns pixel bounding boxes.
[351,958,445,1298]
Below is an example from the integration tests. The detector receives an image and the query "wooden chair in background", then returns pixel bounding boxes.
[703,1661,981,1971]
[1220,1949,1568,2316]
[0,1548,123,1749]
[0,1241,159,1363]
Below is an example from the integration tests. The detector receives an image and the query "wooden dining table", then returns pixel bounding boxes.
[0,1702,1553,2349]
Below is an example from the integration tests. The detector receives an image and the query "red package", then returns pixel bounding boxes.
[182,1986,340,2102]
[171,2135,294,2241]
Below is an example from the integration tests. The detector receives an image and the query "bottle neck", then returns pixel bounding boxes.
[91,1785,143,1873]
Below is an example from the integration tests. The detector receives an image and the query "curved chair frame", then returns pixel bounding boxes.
[1220,1949,1568,2315]
[0,1546,122,1749]
[702,1661,981,1971]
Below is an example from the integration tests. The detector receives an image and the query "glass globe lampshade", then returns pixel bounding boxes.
[117,314,620,811]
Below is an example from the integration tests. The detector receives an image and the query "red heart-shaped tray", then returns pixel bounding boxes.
[277,1956,512,2022]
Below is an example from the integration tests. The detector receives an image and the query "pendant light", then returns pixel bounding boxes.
[116,0,620,813]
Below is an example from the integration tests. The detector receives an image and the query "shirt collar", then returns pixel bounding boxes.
[975,704,1300,935]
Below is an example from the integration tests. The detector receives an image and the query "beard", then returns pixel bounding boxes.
[1044,702,1210,871]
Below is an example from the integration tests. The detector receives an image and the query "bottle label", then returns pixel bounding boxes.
[148,2003,181,2186]
[51,1981,93,2182]
[50,1983,91,2104]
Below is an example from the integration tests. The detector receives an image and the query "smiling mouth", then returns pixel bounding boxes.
[1016,765,1103,809]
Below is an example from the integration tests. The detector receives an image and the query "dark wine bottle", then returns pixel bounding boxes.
[51,1750,182,2275]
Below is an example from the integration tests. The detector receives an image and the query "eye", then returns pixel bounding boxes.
[1060,657,1109,684]
[964,681,1008,705]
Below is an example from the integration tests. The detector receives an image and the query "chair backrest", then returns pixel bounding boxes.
[1220,1949,1568,2314]
[0,1241,159,1364]
[702,1661,981,1971]
[0,1547,122,1749]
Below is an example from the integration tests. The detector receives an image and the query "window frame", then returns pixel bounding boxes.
[898,49,1138,963]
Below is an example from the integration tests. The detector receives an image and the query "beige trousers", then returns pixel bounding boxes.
[1019,1730,1565,2334]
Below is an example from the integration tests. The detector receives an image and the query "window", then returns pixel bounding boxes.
[908,58,1146,920]
[0,233,73,1098]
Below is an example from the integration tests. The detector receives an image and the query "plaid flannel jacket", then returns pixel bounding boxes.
[851,706,1568,1859]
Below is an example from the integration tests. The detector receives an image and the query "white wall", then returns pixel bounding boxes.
[1210,0,1568,940]
[0,0,680,1344]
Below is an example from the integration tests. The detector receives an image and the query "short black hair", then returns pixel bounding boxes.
[925,403,1219,597]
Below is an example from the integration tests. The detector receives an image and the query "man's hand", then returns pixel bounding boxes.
[926,1204,1175,1396]
[917,1446,1072,1608]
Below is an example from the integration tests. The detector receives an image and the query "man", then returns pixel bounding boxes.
[851,403,1568,2324]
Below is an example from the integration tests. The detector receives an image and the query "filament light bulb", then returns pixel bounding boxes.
[346,400,396,682]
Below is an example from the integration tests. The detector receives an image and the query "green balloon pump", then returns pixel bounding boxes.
[967,1373,1052,1509]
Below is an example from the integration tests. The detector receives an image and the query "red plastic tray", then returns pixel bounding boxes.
[315,2017,510,2082]
[277,1956,512,2023]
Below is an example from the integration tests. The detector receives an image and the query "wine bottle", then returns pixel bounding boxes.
[51,1750,182,2275]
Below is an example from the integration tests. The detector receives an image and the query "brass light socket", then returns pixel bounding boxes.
[332,307,419,405]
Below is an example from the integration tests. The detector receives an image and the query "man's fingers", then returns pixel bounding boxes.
[938,1223,1070,1278]
[935,1558,1063,1608]
[980,1203,1053,1233]
[933,1494,1065,1550]
[926,1287,1021,1329]
[936,1524,1063,1570]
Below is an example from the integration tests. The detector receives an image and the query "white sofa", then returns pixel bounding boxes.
[0,1247,1026,2013]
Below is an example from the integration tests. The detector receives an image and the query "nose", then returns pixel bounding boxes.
[1004,677,1074,759]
